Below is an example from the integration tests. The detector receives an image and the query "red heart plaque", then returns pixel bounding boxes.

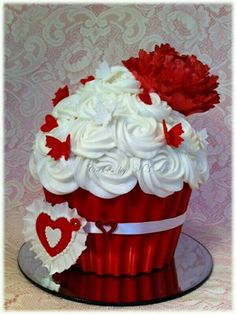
[36,213,74,257]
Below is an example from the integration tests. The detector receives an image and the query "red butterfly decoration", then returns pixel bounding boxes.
[46,134,71,160]
[52,85,69,106]
[80,75,95,85]
[40,115,58,132]
[162,119,184,148]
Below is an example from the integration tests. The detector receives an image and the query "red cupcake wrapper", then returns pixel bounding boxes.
[44,184,192,276]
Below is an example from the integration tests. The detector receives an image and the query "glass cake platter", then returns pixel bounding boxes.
[17,233,213,306]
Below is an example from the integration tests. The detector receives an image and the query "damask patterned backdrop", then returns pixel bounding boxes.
[4,3,232,310]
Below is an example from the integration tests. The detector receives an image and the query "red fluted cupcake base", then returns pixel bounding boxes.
[44,184,192,276]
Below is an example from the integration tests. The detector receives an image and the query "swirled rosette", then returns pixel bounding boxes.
[30,48,215,198]
[23,198,88,275]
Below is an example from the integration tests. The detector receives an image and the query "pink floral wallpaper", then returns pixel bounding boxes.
[4,3,232,310]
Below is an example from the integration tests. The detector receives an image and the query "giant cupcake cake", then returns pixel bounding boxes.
[23,44,219,276]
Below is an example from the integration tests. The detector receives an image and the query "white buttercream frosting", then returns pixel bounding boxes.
[30,62,209,198]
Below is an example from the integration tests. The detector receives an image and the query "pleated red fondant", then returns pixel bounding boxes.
[44,184,192,276]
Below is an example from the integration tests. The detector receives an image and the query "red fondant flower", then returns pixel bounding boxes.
[46,134,71,160]
[122,44,220,115]
[70,218,81,231]
[52,85,69,106]
[80,75,95,85]
[40,115,58,132]
[162,119,184,148]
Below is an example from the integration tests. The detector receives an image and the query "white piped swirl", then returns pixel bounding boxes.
[30,62,209,197]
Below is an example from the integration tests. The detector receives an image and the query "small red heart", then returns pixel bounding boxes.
[95,220,117,235]
[40,115,58,133]
[36,213,73,257]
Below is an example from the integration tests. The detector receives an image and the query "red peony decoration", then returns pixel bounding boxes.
[80,75,95,85]
[52,85,69,106]
[46,134,71,161]
[40,115,58,132]
[122,44,220,115]
[162,119,184,148]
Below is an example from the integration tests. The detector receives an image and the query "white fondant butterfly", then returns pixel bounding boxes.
[94,95,116,126]
[198,128,208,147]
[95,61,111,80]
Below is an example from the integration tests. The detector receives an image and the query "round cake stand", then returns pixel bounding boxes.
[17,233,213,306]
